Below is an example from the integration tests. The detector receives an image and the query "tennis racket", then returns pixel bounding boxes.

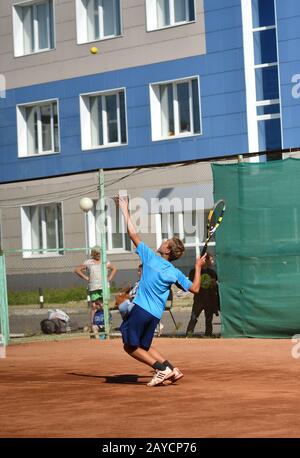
[201,199,226,256]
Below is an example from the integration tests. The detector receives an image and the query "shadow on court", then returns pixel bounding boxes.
[68,372,151,384]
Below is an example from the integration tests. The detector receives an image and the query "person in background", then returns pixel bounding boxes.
[75,246,117,326]
[91,306,113,339]
[185,252,220,338]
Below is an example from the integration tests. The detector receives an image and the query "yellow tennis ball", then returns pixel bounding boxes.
[90,46,98,54]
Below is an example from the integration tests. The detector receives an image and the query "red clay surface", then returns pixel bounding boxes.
[0,337,300,438]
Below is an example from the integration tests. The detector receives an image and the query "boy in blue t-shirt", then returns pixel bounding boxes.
[116,195,207,387]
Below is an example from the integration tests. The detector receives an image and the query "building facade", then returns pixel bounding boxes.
[0,0,300,290]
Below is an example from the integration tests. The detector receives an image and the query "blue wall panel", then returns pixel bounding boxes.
[206,0,241,11]
[0,107,16,129]
[276,0,300,18]
[205,6,242,33]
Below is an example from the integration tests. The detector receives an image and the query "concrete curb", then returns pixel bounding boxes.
[9,305,193,316]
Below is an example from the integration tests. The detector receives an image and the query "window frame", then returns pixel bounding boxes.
[12,0,55,57]
[20,201,64,258]
[149,76,202,141]
[79,88,128,151]
[16,98,60,158]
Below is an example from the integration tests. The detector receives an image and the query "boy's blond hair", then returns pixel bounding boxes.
[168,237,185,261]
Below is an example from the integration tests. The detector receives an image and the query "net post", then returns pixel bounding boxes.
[0,250,10,349]
[98,169,110,339]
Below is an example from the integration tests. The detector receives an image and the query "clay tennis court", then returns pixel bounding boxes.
[0,336,299,438]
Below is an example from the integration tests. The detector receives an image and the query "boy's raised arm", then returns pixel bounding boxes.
[115,195,141,247]
[189,254,207,294]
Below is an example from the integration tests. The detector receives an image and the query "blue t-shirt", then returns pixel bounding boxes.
[133,242,192,319]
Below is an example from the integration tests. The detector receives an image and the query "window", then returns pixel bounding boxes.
[255,66,279,101]
[21,203,63,257]
[150,77,201,140]
[253,29,277,66]
[161,212,181,240]
[156,210,212,250]
[76,0,121,44]
[17,100,59,157]
[80,89,127,150]
[13,0,54,57]
[258,117,281,151]
[87,199,131,252]
[256,102,280,116]
[146,0,195,31]
[105,199,131,252]
[252,0,275,28]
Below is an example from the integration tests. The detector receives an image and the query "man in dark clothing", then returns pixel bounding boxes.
[185,252,220,337]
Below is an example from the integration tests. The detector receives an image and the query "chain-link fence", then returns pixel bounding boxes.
[2,247,122,340]
[2,246,220,341]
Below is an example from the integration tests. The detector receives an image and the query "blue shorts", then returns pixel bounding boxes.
[120,304,160,351]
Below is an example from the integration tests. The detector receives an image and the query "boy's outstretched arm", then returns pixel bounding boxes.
[115,195,141,247]
[189,254,207,294]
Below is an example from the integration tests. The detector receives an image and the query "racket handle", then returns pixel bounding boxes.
[200,245,208,257]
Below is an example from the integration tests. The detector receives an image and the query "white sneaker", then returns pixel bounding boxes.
[147,367,175,387]
[169,367,184,383]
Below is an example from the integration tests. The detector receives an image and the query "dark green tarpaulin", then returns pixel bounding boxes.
[212,158,300,338]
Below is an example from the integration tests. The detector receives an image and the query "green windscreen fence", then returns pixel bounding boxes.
[212,158,300,338]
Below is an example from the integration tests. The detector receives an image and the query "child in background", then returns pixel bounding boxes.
[91,305,113,339]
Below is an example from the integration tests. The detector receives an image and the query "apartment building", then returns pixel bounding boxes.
[0,0,299,289]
